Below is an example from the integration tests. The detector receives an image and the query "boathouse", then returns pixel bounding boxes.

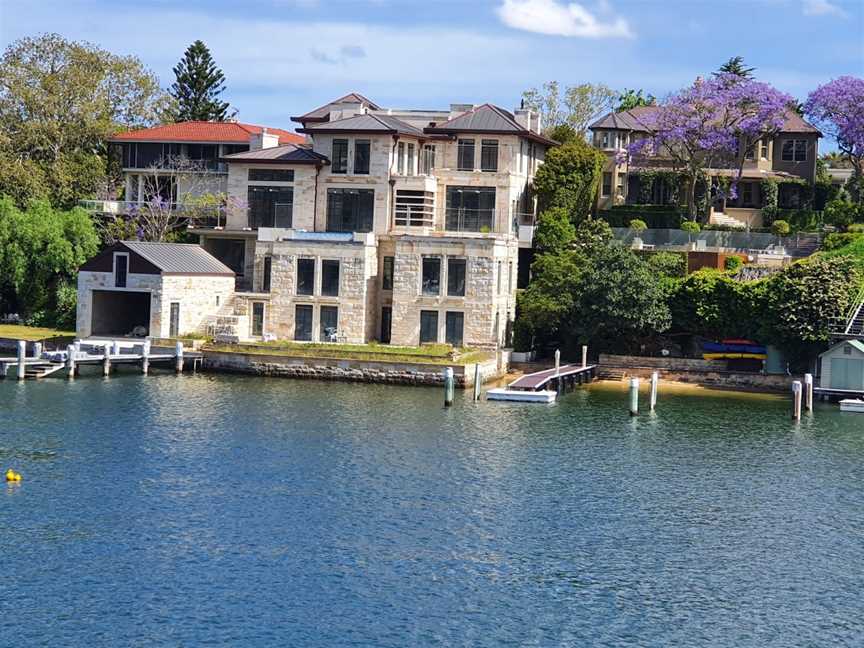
[76,241,235,339]
[818,340,864,393]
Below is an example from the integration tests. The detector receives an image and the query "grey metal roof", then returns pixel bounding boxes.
[292,92,381,122]
[221,143,328,164]
[299,113,424,137]
[121,241,234,276]
[424,104,558,146]
[589,106,821,134]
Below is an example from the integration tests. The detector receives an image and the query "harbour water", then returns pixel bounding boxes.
[2,373,863,646]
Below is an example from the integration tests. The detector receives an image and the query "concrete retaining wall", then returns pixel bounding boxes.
[202,350,506,387]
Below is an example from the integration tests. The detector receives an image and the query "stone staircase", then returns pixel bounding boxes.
[710,213,747,229]
[596,367,627,381]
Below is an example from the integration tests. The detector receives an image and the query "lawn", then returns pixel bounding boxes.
[0,324,76,341]
[205,340,492,365]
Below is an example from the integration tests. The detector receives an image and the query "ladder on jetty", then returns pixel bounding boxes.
[487,363,597,403]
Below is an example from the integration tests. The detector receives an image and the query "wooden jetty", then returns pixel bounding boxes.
[487,363,597,403]
[0,339,202,380]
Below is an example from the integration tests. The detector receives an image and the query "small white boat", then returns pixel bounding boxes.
[486,388,557,403]
[839,399,864,413]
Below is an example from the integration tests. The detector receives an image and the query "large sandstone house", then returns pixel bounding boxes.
[589,106,821,228]
[84,94,552,348]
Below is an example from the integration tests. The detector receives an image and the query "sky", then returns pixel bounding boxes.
[1,0,862,143]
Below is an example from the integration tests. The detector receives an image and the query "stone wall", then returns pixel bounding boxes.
[599,354,728,371]
[225,163,318,230]
[202,349,505,387]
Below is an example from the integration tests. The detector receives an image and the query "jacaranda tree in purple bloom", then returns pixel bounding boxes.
[805,76,864,202]
[623,74,793,221]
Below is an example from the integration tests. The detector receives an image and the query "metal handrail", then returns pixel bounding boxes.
[844,284,864,335]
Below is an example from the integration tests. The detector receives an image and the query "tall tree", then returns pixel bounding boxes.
[715,56,756,79]
[522,81,617,135]
[0,33,168,208]
[624,74,793,220]
[805,77,864,202]
[616,88,656,112]
[170,40,232,122]
[532,139,606,221]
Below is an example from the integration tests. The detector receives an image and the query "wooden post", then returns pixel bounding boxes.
[649,371,659,411]
[142,339,151,375]
[16,340,26,381]
[443,367,454,407]
[792,380,802,421]
[581,345,588,369]
[629,377,639,416]
[473,363,481,401]
[175,341,184,373]
[66,344,76,379]
[804,373,813,412]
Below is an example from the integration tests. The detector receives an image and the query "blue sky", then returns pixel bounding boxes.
[1,0,862,142]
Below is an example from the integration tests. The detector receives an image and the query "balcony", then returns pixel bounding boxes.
[79,200,225,226]
[444,208,495,233]
[392,174,437,193]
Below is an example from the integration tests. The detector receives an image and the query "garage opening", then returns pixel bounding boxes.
[91,290,151,336]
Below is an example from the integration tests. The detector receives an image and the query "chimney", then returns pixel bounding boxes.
[249,127,280,150]
[449,103,474,120]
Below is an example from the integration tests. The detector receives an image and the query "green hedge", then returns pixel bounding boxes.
[598,206,683,228]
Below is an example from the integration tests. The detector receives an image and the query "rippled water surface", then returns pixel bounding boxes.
[2,372,863,647]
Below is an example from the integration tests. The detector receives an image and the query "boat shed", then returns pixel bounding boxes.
[76,241,235,339]
[818,340,864,393]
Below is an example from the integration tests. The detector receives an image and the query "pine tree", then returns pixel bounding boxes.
[169,40,231,122]
[715,56,756,79]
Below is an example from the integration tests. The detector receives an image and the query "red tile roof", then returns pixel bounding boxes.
[109,121,305,145]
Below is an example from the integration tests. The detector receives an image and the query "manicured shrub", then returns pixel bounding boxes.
[771,220,791,237]
[629,218,648,232]
[724,256,743,271]
[680,221,701,234]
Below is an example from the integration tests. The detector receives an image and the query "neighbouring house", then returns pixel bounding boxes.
[77,241,235,339]
[818,340,864,393]
[188,93,553,347]
[589,107,821,228]
[84,121,305,218]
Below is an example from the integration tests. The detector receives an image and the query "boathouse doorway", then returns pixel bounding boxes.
[90,290,151,337]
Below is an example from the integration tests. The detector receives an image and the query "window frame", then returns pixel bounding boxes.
[248,168,294,182]
[262,255,272,292]
[326,188,375,233]
[296,258,315,296]
[457,139,475,171]
[382,256,394,291]
[319,305,339,342]
[354,139,371,175]
[320,259,340,297]
[480,139,499,172]
[331,139,349,174]
[113,252,129,288]
[294,304,313,341]
[601,172,613,198]
[397,141,405,174]
[447,258,466,297]
[422,256,441,296]
[169,302,180,337]
[419,310,439,344]
[445,311,464,347]
[251,301,265,337]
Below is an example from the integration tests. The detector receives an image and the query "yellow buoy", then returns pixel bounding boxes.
[5,469,21,482]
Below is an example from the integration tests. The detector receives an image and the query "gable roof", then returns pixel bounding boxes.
[820,339,864,356]
[109,121,304,145]
[424,104,558,146]
[292,93,381,123]
[120,241,234,276]
[298,113,424,137]
[221,143,329,165]
[589,106,821,135]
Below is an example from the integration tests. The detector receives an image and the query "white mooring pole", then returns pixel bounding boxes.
[473,363,481,401]
[792,380,802,421]
[649,371,659,411]
[102,343,111,376]
[803,373,813,412]
[33,342,43,359]
[16,340,26,381]
[142,339,151,375]
[629,377,640,416]
[582,345,588,369]
[444,367,455,407]
[175,341,184,373]
[555,349,561,374]
[66,344,76,379]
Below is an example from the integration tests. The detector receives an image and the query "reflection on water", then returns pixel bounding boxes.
[2,373,863,647]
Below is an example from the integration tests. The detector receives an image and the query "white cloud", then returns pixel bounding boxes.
[802,0,848,17]
[496,0,634,39]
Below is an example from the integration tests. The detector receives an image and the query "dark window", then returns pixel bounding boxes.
[332,139,349,173]
[407,143,415,176]
[114,254,128,288]
[481,140,498,172]
[294,305,313,341]
[262,256,272,292]
[445,312,464,347]
[251,302,265,337]
[247,186,293,228]
[187,144,218,161]
[326,188,374,232]
[421,144,436,174]
[297,258,315,295]
[420,310,438,344]
[354,140,370,174]
[382,256,394,290]
[321,260,340,297]
[134,143,165,168]
[224,144,250,155]
[782,139,807,162]
[380,307,392,343]
[206,239,245,276]
[249,169,294,182]
[445,186,495,232]
[169,302,180,337]
[794,140,807,162]
[422,257,441,295]
[447,258,466,296]
[457,139,475,171]
[602,172,612,197]
[320,306,338,342]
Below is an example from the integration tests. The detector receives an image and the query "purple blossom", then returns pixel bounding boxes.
[805,76,864,164]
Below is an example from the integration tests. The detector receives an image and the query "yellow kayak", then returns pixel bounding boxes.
[703,352,767,360]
